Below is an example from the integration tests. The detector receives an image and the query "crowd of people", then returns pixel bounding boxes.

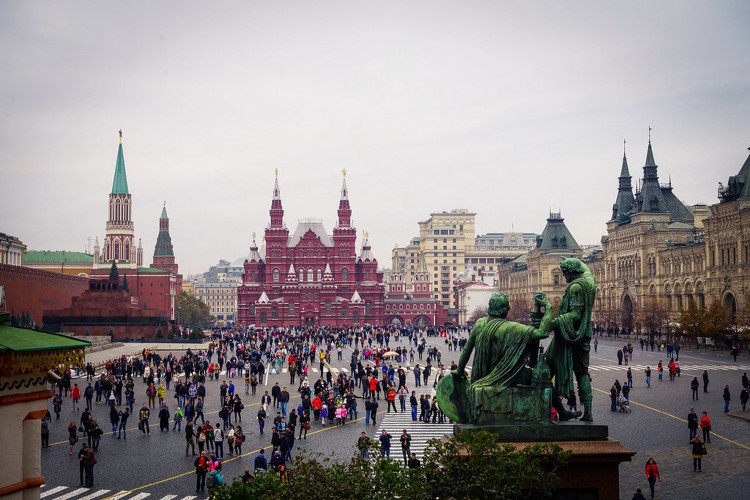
[50,325,464,492]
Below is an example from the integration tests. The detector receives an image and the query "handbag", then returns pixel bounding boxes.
[78,426,83,433]
[701,445,708,455]
[303,422,310,431]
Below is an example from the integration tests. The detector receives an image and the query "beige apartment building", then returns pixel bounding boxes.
[395,209,536,310]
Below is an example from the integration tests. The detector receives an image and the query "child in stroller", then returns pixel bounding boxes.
[617,395,631,413]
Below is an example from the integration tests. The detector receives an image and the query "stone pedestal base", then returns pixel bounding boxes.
[509,439,635,500]
[454,421,609,442]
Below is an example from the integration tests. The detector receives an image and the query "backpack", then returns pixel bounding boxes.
[206,472,217,489]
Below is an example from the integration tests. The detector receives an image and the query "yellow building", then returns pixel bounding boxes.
[396,210,535,310]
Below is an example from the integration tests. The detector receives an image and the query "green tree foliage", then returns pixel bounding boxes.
[175,291,212,329]
[109,261,119,281]
[211,431,569,500]
[704,298,730,345]
[467,306,488,325]
[679,299,704,344]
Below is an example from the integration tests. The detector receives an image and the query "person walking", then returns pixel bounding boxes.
[687,408,699,441]
[644,458,660,499]
[139,403,150,435]
[400,429,412,466]
[357,431,370,459]
[185,420,196,456]
[700,411,712,443]
[83,444,96,487]
[379,430,392,457]
[257,406,267,435]
[194,451,209,493]
[702,370,709,393]
[690,435,704,472]
[645,367,651,388]
[723,385,731,413]
[214,423,224,458]
[691,377,700,401]
[741,386,749,411]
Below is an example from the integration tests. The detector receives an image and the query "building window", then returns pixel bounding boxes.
[341,268,349,281]
[288,301,294,315]
[307,268,313,282]
[272,268,280,282]
[317,268,322,281]
[260,313,267,324]
[325,300,332,315]
[342,306,348,317]
[272,307,278,318]
[353,311,360,324]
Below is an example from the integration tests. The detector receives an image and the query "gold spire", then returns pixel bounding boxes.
[364,230,369,239]
[275,168,279,178]
[342,168,347,178]
[118,129,122,143]
[394,243,398,249]
[252,231,256,240]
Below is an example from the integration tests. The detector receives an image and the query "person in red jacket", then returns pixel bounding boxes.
[71,383,81,412]
[644,458,660,499]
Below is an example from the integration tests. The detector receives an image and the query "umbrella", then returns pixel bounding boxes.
[381,351,400,357]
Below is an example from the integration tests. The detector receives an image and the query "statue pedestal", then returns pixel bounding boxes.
[452,424,634,500]
[508,439,635,500]
[454,421,609,441]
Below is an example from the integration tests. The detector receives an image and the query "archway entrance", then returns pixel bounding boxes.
[621,295,633,332]
[723,292,737,324]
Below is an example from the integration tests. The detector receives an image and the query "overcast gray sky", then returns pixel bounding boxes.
[2,1,749,276]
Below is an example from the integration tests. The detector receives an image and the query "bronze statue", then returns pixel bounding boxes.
[545,258,596,422]
[437,292,553,425]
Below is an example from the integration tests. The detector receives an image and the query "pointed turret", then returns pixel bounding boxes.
[635,131,668,213]
[99,130,136,269]
[153,203,174,258]
[286,263,298,282]
[323,263,334,283]
[611,141,636,222]
[269,169,286,229]
[111,130,129,195]
[248,234,262,262]
[336,169,352,228]
[358,232,376,262]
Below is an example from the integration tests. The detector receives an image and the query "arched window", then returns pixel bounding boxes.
[325,300,332,315]
[272,268,280,282]
[317,268,322,281]
[260,312,267,324]
[288,301,295,315]
[307,268,314,282]
[341,268,349,281]
[299,268,304,282]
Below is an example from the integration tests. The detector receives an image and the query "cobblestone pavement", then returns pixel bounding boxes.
[40,335,750,499]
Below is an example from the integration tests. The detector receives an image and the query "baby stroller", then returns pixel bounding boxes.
[617,396,631,413]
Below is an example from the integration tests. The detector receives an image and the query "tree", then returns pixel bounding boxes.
[109,261,119,281]
[507,296,531,325]
[467,306,488,325]
[636,296,670,338]
[211,431,569,499]
[703,299,730,346]
[679,299,705,345]
[175,291,212,329]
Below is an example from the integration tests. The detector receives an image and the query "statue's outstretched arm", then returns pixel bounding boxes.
[531,301,553,340]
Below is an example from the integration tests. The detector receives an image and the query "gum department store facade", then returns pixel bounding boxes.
[499,138,750,333]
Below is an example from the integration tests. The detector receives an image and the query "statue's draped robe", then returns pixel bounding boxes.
[547,267,596,399]
[469,317,535,416]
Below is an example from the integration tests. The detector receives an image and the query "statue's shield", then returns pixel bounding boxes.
[436,372,472,424]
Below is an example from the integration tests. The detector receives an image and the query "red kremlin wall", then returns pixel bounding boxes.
[0,264,89,326]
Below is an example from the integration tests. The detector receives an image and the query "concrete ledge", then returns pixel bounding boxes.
[454,421,609,441]
[726,411,750,423]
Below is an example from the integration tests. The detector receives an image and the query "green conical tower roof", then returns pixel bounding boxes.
[160,204,168,219]
[111,131,129,194]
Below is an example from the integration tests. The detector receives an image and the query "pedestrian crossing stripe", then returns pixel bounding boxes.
[39,486,197,500]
